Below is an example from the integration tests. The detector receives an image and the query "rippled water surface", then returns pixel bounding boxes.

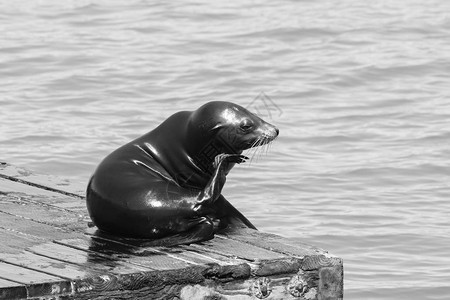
[1,1,449,299]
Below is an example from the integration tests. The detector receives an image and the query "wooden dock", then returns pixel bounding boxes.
[0,162,343,300]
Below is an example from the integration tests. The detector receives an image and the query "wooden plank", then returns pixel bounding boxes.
[185,236,308,278]
[28,242,152,275]
[0,261,64,283]
[319,265,344,300]
[65,264,253,300]
[0,184,86,213]
[9,191,87,213]
[221,229,343,270]
[0,278,22,289]
[0,193,89,232]
[84,227,260,268]
[168,244,248,266]
[0,177,59,198]
[12,192,87,212]
[0,162,85,196]
[0,211,81,241]
[190,236,305,278]
[0,261,71,299]
[83,226,250,266]
[0,278,26,300]
[57,237,195,271]
[68,266,209,300]
[191,234,286,261]
[1,251,102,280]
[221,228,324,257]
[0,229,44,254]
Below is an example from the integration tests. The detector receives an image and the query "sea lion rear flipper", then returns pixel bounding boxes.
[215,196,257,230]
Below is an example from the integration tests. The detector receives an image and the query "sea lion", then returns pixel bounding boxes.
[86,101,279,246]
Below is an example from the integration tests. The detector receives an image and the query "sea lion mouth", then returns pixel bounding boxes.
[242,130,278,163]
[247,133,277,149]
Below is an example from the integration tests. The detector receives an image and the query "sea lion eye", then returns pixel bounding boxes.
[240,120,253,131]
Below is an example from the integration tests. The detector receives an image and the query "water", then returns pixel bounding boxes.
[1,0,449,298]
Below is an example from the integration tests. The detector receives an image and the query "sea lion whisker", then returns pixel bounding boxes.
[255,137,267,163]
[247,138,260,165]
[262,139,269,158]
[255,136,274,162]
[256,145,264,161]
[263,141,268,157]
[244,143,255,165]
[250,138,259,149]
[249,137,264,164]
[243,136,261,164]
[266,138,272,155]
[252,146,260,163]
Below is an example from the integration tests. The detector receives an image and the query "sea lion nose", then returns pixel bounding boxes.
[266,124,279,137]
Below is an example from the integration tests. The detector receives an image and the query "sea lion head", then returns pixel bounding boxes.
[186,101,279,173]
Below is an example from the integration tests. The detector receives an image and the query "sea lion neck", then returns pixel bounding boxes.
[136,111,213,189]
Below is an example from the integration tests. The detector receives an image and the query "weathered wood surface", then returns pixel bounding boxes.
[0,162,343,299]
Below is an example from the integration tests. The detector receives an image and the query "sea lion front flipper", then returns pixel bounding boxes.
[194,154,248,210]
